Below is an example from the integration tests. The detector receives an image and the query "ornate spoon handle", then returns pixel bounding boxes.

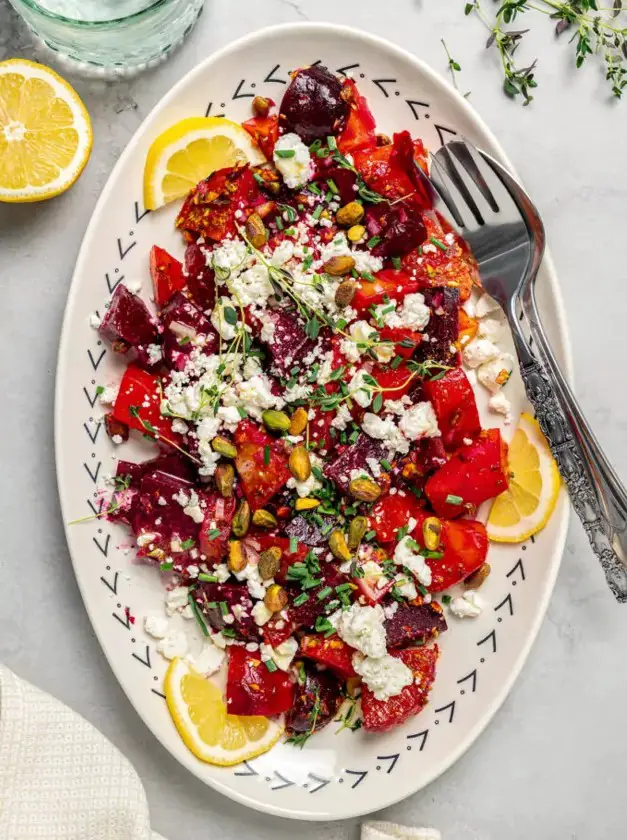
[509,321,627,602]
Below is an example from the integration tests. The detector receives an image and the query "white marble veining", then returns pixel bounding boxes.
[1,1,627,837]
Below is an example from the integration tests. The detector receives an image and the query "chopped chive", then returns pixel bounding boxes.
[308,183,322,196]
[276,148,296,158]
[160,561,173,571]
[222,628,237,637]
[285,226,296,237]
[335,583,352,593]
[181,538,195,551]
[317,586,333,600]
[198,573,217,583]
[361,271,375,282]
[430,236,447,251]
[293,592,309,607]
[442,594,452,605]
[289,536,298,554]
[367,236,381,249]
[316,147,329,158]
[392,256,402,269]
[364,529,376,542]
[396,524,409,541]
[208,529,221,540]
[302,577,323,590]
[380,459,392,471]
[253,172,266,187]
[325,191,335,204]
[264,658,278,672]
[327,178,339,195]
[187,593,209,637]
[445,494,463,505]
[275,215,284,230]
[237,406,248,418]
[390,355,404,370]
[264,444,271,465]
[312,204,324,220]
[207,601,218,609]
[219,600,229,617]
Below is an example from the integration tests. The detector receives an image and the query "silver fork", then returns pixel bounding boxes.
[423,139,627,602]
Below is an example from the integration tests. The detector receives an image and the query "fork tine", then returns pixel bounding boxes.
[416,159,465,229]
[453,139,523,221]
[429,154,482,230]
[435,146,486,226]
[448,141,500,212]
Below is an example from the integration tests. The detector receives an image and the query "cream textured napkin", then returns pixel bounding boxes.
[0,665,165,840]
[0,664,440,839]
[362,822,441,840]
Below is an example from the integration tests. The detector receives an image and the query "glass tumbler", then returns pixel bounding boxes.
[7,0,205,77]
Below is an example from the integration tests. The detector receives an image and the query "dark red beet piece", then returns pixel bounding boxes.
[288,566,348,631]
[98,285,159,364]
[260,308,316,377]
[132,470,199,546]
[324,433,387,493]
[365,203,427,259]
[286,662,344,735]
[414,287,460,367]
[313,162,358,204]
[160,291,218,370]
[199,495,236,564]
[414,437,448,474]
[284,515,335,547]
[384,602,447,649]
[104,413,129,443]
[194,583,258,640]
[279,66,348,144]
[184,242,217,310]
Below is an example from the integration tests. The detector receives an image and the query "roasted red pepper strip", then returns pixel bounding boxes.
[352,268,421,313]
[242,114,279,159]
[369,493,425,545]
[361,645,439,732]
[378,326,423,360]
[371,363,416,400]
[234,421,291,510]
[226,646,294,716]
[338,78,376,154]
[423,367,481,450]
[149,245,185,306]
[300,633,357,678]
[425,428,509,518]
[112,365,179,443]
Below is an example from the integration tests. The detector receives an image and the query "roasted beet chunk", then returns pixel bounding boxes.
[324,433,387,493]
[183,242,217,311]
[384,602,447,649]
[258,308,316,377]
[98,284,159,362]
[280,66,348,144]
[194,582,258,640]
[365,203,427,259]
[286,663,344,737]
[160,292,218,371]
[132,470,199,546]
[413,286,460,367]
[284,514,334,547]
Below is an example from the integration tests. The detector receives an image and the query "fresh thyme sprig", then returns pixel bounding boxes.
[466,0,627,102]
[441,38,471,97]
[286,686,322,748]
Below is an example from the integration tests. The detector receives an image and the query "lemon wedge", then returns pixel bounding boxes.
[0,59,92,203]
[164,658,284,766]
[487,412,561,543]
[143,116,266,211]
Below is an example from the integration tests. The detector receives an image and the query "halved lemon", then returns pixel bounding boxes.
[0,59,92,203]
[487,412,561,543]
[164,658,284,766]
[143,116,266,211]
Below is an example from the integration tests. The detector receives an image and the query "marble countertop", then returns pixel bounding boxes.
[2,1,626,837]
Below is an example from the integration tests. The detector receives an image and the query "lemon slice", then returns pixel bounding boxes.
[487,412,561,543]
[143,116,266,211]
[164,658,284,766]
[0,59,92,203]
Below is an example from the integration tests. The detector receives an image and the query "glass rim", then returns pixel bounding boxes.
[12,0,172,27]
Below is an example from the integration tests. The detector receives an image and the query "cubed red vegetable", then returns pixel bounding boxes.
[112,365,179,443]
[199,495,236,563]
[300,634,357,678]
[150,245,185,306]
[423,367,481,450]
[425,428,509,518]
[98,284,159,364]
[226,646,294,716]
[338,78,376,154]
[351,269,421,313]
[234,421,291,510]
[242,114,279,159]
[361,645,439,732]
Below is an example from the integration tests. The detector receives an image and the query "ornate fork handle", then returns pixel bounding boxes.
[513,327,627,602]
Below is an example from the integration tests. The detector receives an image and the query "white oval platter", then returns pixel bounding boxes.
[55,22,570,821]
